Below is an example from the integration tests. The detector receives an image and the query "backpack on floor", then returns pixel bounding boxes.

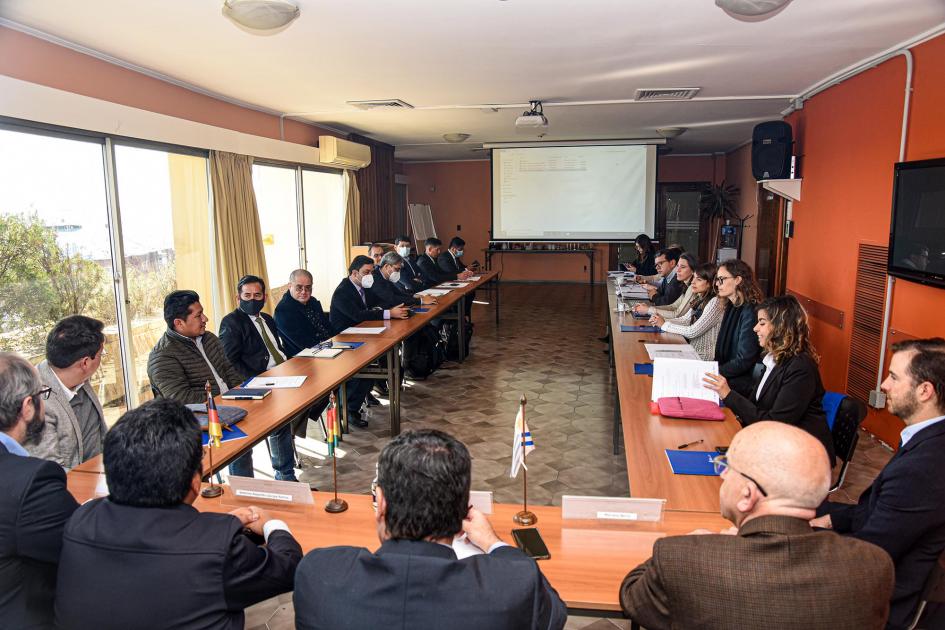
[442,319,473,362]
[403,324,446,379]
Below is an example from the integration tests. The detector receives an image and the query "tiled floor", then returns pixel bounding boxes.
[240,281,893,629]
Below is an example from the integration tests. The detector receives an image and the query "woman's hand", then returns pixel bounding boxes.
[649,314,665,327]
[702,372,731,399]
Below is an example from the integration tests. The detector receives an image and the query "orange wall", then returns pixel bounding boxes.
[783,34,945,444]
[402,155,721,282]
[724,143,759,265]
[0,26,336,146]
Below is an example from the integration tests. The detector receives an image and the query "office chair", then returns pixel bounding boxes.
[827,393,867,493]
[908,549,945,630]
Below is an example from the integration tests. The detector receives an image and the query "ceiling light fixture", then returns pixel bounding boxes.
[715,0,791,18]
[443,133,471,143]
[656,127,687,138]
[223,0,300,31]
[515,101,549,133]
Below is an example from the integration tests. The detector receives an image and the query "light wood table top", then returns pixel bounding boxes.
[66,472,729,612]
[71,272,498,478]
[606,279,741,513]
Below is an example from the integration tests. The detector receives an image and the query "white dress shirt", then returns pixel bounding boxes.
[755,353,777,400]
[900,415,945,447]
[251,316,286,369]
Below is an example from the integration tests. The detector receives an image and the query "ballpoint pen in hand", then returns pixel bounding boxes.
[677,439,704,449]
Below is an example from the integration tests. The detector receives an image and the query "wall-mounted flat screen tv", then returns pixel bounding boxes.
[888,157,945,289]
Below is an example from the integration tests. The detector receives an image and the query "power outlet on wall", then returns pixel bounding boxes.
[457,224,461,231]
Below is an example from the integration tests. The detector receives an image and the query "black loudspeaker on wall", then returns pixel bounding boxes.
[751,121,793,180]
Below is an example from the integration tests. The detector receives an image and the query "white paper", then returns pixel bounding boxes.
[296,347,343,359]
[644,343,701,361]
[437,282,469,288]
[416,289,451,297]
[651,357,720,403]
[465,276,482,281]
[339,326,386,335]
[452,534,485,559]
[245,375,307,389]
[227,477,314,505]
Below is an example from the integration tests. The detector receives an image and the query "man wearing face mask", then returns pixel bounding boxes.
[0,352,79,628]
[393,236,427,293]
[219,275,299,481]
[370,252,438,308]
[437,236,469,275]
[331,256,410,427]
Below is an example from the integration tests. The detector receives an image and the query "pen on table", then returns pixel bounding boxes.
[677,439,704,450]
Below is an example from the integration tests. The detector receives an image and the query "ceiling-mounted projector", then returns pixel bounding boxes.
[515,101,548,131]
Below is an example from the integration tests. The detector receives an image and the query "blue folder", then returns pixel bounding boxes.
[665,450,719,476]
[620,325,662,333]
[634,363,654,375]
[202,424,247,447]
[332,341,365,350]
[413,307,431,313]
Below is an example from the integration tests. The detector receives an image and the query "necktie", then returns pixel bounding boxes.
[357,286,366,306]
[255,317,284,365]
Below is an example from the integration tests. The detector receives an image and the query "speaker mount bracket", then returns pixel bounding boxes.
[760,178,802,202]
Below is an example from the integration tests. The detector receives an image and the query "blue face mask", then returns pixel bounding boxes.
[456,249,464,257]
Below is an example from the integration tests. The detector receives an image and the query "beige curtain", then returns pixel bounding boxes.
[209,150,271,316]
[343,169,361,265]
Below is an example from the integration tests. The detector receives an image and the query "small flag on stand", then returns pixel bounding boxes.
[206,388,223,448]
[325,399,339,457]
[325,391,348,513]
[510,401,535,478]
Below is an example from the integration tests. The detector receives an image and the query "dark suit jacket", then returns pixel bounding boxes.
[620,515,894,630]
[0,444,78,629]
[715,301,762,398]
[219,309,286,380]
[329,277,384,332]
[723,352,835,464]
[652,273,685,306]
[417,253,456,284]
[273,291,334,358]
[55,498,302,630]
[294,539,566,630]
[398,256,428,293]
[437,250,467,274]
[818,420,945,630]
[369,268,420,307]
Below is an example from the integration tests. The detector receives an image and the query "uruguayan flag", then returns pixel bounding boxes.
[510,403,535,478]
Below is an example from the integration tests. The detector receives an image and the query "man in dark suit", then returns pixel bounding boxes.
[55,399,302,630]
[393,235,427,293]
[0,352,79,629]
[294,429,567,630]
[621,421,895,630]
[813,338,945,630]
[416,236,474,286]
[219,274,297,481]
[369,251,438,308]
[437,236,468,274]
[645,247,685,306]
[330,255,409,427]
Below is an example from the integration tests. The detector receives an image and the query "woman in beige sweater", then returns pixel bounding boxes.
[649,263,723,360]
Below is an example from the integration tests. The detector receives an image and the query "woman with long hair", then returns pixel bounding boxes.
[711,259,764,398]
[626,234,657,276]
[704,294,835,463]
[649,263,723,360]
[634,253,698,320]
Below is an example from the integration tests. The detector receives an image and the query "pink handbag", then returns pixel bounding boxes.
[657,396,725,421]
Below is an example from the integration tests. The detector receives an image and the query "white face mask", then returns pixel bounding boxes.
[397,246,410,257]
[360,273,374,289]
[389,270,401,284]
[455,249,464,257]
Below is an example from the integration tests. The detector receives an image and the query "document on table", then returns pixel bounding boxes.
[651,358,719,404]
[339,326,386,335]
[437,282,469,288]
[416,288,451,297]
[296,347,343,358]
[245,375,307,389]
[619,285,650,299]
[643,343,701,361]
[465,276,482,281]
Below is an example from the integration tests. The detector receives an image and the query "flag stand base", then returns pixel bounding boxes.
[201,485,223,498]
[325,498,348,513]
[513,510,537,526]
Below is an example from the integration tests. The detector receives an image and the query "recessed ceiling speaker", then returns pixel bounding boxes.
[223,0,300,31]
[715,0,791,17]
[751,121,793,180]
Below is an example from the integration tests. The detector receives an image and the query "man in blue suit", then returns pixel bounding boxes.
[813,338,945,629]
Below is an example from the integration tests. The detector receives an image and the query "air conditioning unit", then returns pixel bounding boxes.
[319,136,372,169]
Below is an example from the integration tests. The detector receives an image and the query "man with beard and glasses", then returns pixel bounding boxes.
[0,352,79,628]
[812,338,945,629]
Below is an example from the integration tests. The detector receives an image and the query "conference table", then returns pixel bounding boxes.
[71,271,499,478]
[65,473,729,612]
[605,276,742,513]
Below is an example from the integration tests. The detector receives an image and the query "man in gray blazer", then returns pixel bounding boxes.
[28,316,108,470]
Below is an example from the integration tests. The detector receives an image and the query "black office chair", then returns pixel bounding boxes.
[908,549,945,629]
[829,394,867,493]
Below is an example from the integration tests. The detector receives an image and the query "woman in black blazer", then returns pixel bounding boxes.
[712,259,763,398]
[626,234,657,276]
[704,294,835,464]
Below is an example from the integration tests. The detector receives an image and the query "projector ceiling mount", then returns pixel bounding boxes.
[515,101,549,134]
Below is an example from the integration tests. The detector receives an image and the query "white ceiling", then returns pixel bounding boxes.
[2,0,945,161]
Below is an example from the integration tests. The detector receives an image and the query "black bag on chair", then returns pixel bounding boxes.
[443,319,473,361]
[403,324,446,379]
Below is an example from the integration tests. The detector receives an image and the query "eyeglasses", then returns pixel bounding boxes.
[715,275,734,285]
[711,454,768,496]
[654,259,667,268]
[32,386,53,401]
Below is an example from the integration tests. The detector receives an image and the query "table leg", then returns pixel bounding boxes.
[457,294,467,363]
[339,383,348,437]
[390,344,402,436]
[589,251,595,287]
[494,276,500,325]
[613,385,621,455]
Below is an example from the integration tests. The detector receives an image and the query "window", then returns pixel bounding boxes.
[302,170,346,306]
[114,144,212,406]
[253,163,301,294]
[0,128,128,424]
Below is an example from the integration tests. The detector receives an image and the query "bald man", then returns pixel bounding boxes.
[620,422,895,630]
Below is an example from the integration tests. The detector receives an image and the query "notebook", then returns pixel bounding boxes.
[221,388,271,400]
[665,450,719,476]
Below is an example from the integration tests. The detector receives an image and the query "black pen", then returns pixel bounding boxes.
[677,439,704,450]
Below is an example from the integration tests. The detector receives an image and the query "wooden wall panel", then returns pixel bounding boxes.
[351,134,396,244]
